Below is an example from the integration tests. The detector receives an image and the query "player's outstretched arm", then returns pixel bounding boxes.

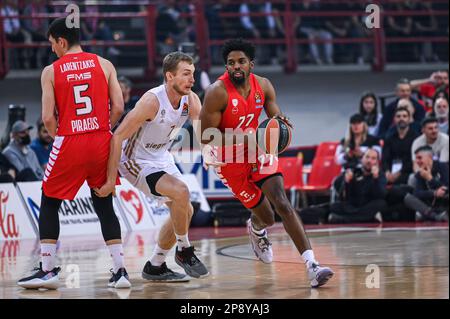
[99,57,124,128]
[94,92,159,197]
[260,77,293,128]
[190,91,224,168]
[41,65,57,138]
[409,72,438,91]
[199,82,227,145]
[199,82,227,168]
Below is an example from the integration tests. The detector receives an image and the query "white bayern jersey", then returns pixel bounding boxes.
[121,84,190,167]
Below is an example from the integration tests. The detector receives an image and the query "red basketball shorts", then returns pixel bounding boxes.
[214,154,281,209]
[42,130,118,200]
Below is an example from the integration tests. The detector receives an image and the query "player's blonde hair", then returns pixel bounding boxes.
[163,51,194,82]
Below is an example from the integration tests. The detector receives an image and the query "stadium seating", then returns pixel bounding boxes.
[278,155,304,208]
[298,155,342,207]
[314,141,340,158]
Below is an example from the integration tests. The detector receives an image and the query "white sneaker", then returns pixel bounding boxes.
[307,262,334,288]
[17,263,61,290]
[247,219,273,264]
[108,268,131,289]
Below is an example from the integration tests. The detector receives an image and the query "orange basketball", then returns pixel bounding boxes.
[256,118,292,155]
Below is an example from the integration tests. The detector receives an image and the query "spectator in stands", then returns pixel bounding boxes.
[113,76,139,131]
[432,87,449,108]
[0,153,15,183]
[239,3,284,65]
[118,76,139,113]
[2,121,44,181]
[179,42,211,101]
[1,0,33,69]
[405,146,448,222]
[172,42,212,149]
[217,0,244,40]
[155,0,190,55]
[80,3,120,60]
[293,0,334,65]
[335,113,381,170]
[23,0,49,69]
[412,117,449,166]
[30,119,53,170]
[329,148,387,224]
[323,2,352,64]
[382,107,420,185]
[384,2,416,62]
[431,97,449,134]
[378,79,426,138]
[359,92,381,137]
[413,2,440,63]
[432,0,449,60]
[410,70,449,110]
[205,2,225,64]
[385,98,422,137]
[348,2,374,65]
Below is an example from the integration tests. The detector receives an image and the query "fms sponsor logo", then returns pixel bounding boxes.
[0,191,19,239]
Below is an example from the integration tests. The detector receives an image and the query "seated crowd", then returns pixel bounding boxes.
[330,70,449,223]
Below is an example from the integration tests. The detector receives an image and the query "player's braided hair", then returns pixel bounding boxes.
[221,38,256,64]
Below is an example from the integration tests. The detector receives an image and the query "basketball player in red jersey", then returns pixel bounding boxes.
[200,39,334,288]
[18,18,130,289]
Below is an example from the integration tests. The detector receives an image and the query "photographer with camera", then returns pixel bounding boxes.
[329,148,387,224]
[404,146,449,222]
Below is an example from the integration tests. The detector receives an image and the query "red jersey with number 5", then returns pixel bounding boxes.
[218,71,265,132]
[53,52,110,136]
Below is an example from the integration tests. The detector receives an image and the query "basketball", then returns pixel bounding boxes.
[257,118,292,155]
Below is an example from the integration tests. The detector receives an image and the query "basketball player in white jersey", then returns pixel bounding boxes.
[95,52,208,281]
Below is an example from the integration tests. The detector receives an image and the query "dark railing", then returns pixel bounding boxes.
[0,0,448,79]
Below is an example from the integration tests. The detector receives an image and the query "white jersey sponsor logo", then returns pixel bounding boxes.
[121,84,190,166]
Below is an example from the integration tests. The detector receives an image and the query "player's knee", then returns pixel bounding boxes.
[187,203,194,218]
[171,182,190,204]
[271,196,294,218]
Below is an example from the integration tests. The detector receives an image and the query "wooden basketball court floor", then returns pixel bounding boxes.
[0,222,448,299]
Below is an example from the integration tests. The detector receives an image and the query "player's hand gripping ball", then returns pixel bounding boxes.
[256,117,292,155]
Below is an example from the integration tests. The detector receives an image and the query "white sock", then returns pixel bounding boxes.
[149,244,170,266]
[251,224,266,236]
[41,243,57,272]
[301,250,318,267]
[108,244,125,273]
[175,233,191,250]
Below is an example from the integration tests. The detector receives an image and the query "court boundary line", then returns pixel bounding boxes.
[215,227,449,268]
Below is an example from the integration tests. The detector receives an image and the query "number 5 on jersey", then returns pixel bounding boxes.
[74,84,93,115]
